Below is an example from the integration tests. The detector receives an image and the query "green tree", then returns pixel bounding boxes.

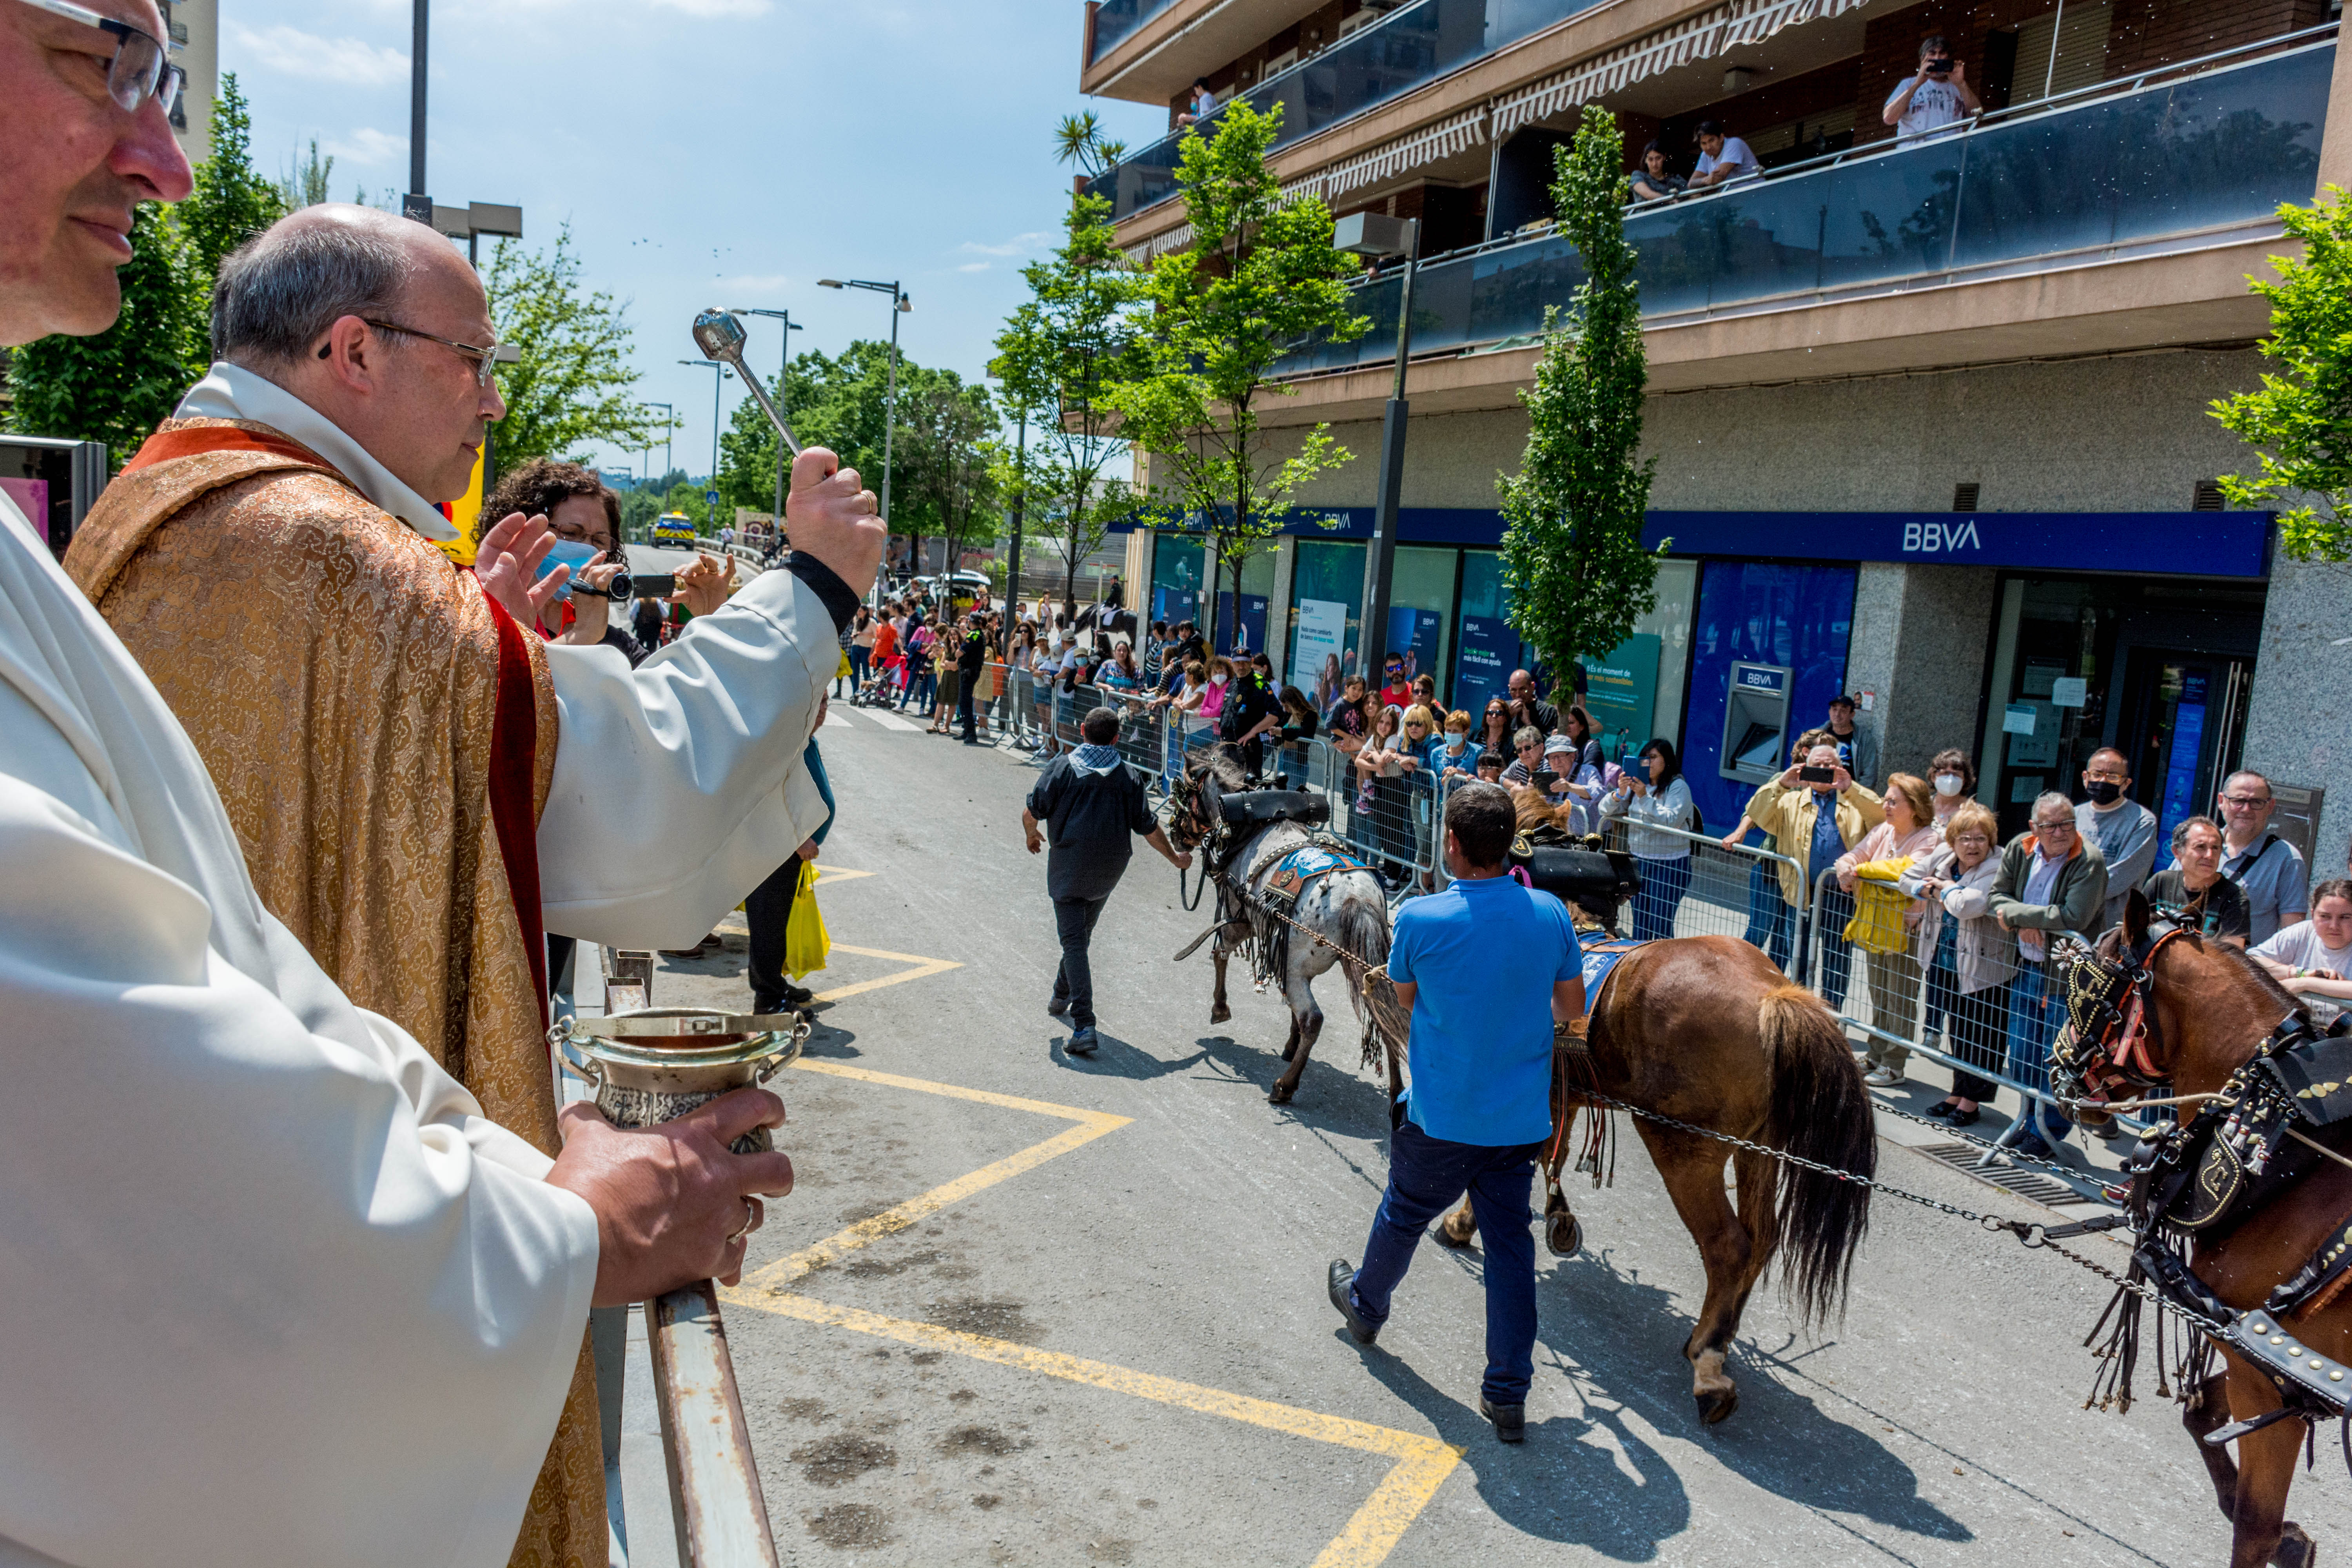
[1053,112,1127,179]
[1498,106,1664,701]
[897,380,1003,586]
[1107,100,1367,654]
[990,189,1147,618]
[278,140,335,211]
[6,202,202,455]
[481,226,659,466]
[181,74,285,365]
[2212,188,2352,560]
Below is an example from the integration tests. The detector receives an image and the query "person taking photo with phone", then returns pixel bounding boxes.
[1745,741,1886,1005]
[1884,34,1978,140]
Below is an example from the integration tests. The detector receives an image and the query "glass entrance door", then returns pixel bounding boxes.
[2119,650,2253,848]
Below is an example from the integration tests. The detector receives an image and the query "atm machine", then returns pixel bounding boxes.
[1720,661,1793,784]
[0,434,109,562]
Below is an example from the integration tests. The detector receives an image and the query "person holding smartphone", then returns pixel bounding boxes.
[1745,740,1886,1006]
[1883,34,1977,141]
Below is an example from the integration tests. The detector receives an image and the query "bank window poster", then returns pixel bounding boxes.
[1217,592,1270,659]
[1455,615,1514,721]
[1293,598,1349,712]
[1384,607,1443,693]
[1582,633,1661,762]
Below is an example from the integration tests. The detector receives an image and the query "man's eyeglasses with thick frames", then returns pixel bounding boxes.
[18,0,185,114]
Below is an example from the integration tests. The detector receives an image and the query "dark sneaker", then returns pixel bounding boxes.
[1048,995,1070,1018]
[1327,1260,1379,1345]
[1066,1026,1100,1056]
[779,983,814,1007]
[2009,1131,2061,1163]
[1479,1396,1526,1443]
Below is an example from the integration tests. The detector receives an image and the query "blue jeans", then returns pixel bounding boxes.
[846,646,868,695]
[1740,857,1792,970]
[1349,1116,1544,1404]
[1630,853,1691,942]
[2005,958,2073,1143]
[1797,886,1854,1008]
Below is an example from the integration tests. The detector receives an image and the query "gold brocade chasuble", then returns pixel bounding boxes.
[65,417,606,1568]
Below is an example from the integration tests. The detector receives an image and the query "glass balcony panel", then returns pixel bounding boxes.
[1091,0,1179,64]
[1089,0,1605,221]
[1270,42,2335,379]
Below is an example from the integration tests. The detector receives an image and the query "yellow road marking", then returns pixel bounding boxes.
[810,942,962,1003]
[811,866,875,886]
[726,1287,1462,1566]
[742,1059,1127,1292]
[736,1038,1461,1564]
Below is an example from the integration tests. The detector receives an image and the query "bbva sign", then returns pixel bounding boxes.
[1902,520,1982,553]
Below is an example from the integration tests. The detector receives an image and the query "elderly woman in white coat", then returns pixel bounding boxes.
[1898,799,2015,1125]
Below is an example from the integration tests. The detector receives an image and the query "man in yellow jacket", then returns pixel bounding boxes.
[1746,737,1885,1005]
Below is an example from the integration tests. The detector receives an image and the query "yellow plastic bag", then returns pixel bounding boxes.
[785,858,829,979]
[1842,856,1916,956]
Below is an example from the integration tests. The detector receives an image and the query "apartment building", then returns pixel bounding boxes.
[165,0,219,164]
[1083,0,2352,858]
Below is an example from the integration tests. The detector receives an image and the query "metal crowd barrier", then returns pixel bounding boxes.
[1800,864,2128,1136]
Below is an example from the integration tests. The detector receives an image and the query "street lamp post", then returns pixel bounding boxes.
[676,360,730,528]
[643,401,673,498]
[818,278,909,578]
[403,0,428,222]
[1336,213,1419,689]
[730,308,804,539]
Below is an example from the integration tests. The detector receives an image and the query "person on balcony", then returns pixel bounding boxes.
[1630,140,1687,201]
[1689,120,1761,189]
[1177,77,1216,127]
[1884,34,1979,141]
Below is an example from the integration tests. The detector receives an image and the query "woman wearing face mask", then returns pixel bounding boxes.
[1901,802,2013,1123]
[1436,710,1481,784]
[1927,748,1976,829]
[486,461,659,666]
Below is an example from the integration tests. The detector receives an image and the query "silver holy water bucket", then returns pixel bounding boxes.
[551,1007,809,1153]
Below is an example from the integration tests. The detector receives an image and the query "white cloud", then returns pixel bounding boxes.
[957,262,989,273]
[226,22,410,87]
[324,128,405,168]
[957,231,1053,258]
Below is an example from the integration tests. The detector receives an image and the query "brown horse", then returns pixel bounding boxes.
[2065,892,2352,1568]
[1426,933,1878,1423]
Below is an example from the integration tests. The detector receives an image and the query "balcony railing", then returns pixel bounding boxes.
[1274,35,2336,378]
[1091,0,1181,64]
[1087,0,1605,221]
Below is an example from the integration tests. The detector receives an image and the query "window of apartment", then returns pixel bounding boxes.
[1995,0,2115,110]
[1287,538,1367,701]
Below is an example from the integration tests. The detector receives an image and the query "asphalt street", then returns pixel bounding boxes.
[602,697,2352,1567]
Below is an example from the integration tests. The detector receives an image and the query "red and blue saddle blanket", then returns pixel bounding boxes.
[1577,937,1645,1005]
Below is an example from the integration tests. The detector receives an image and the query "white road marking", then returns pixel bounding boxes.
[854,704,923,732]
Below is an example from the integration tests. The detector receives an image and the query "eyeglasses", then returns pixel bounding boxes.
[2221,794,2272,809]
[1954,833,1991,846]
[2033,820,2077,835]
[19,0,185,115]
[355,318,508,388]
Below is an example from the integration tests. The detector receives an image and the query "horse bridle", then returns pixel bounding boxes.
[2050,922,2193,1105]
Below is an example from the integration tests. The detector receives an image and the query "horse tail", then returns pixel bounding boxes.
[1758,982,1875,1327]
[1335,884,1392,1020]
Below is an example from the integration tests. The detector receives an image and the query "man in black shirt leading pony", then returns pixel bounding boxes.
[1024,706,1192,1055]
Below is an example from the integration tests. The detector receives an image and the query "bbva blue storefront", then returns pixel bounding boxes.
[1127,504,2273,840]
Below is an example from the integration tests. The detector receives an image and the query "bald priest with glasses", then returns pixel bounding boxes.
[61,199,886,1563]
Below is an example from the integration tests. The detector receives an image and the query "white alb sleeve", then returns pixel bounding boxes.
[537,565,838,949]
[0,705,597,1568]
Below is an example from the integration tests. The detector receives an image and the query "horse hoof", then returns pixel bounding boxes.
[1210,1005,1231,1025]
[1695,1387,1739,1426]
[1431,1221,1475,1250]
[1545,1212,1583,1258]
[2274,1523,2314,1568]
[1267,1082,1295,1105]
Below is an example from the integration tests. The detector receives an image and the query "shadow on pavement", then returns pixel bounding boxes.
[1051,1031,1209,1080]
[1188,1033,1396,1139]
[1534,1247,1971,1548]
[800,1016,862,1059]
[1348,1328,1694,1557]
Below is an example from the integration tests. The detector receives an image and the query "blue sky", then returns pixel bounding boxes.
[219,0,1171,482]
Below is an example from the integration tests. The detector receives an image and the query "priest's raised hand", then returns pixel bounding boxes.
[784,445,887,601]
[548,1087,796,1302]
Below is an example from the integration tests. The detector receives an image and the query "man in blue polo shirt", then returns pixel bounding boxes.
[1327,780,1584,1443]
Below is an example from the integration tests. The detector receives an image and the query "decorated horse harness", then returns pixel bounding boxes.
[2051,917,2352,1443]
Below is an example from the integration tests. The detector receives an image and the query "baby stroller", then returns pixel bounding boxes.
[856,652,906,708]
